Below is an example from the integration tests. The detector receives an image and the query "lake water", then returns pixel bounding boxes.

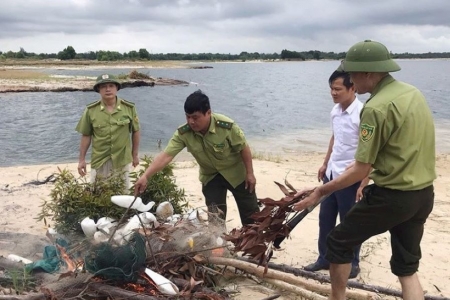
[1,60,450,167]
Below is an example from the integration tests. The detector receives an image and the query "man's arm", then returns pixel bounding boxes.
[293,161,372,211]
[134,152,174,195]
[318,135,334,182]
[78,135,91,176]
[131,130,141,167]
[240,145,256,193]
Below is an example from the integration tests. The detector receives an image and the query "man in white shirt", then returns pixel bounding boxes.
[304,70,367,279]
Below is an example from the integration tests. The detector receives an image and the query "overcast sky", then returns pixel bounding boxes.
[1,0,449,54]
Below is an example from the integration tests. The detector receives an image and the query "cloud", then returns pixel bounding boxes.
[0,0,449,53]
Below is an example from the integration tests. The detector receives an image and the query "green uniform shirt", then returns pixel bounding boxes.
[75,97,140,169]
[164,113,248,187]
[355,75,436,190]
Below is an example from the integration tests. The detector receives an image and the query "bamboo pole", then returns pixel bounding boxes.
[263,278,327,300]
[238,257,450,300]
[202,256,378,300]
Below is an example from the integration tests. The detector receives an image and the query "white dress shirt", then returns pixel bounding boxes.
[326,97,363,179]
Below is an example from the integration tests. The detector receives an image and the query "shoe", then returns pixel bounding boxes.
[349,265,360,279]
[304,261,330,272]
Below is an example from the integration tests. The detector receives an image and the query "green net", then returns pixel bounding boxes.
[84,233,146,282]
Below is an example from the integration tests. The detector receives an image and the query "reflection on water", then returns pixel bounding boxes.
[1,60,450,167]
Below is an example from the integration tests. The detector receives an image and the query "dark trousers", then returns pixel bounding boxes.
[326,184,434,276]
[202,173,260,225]
[317,175,361,267]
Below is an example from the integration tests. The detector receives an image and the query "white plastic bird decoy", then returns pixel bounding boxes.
[138,212,157,225]
[144,268,179,295]
[155,201,174,220]
[93,231,109,243]
[7,254,32,265]
[80,217,97,237]
[111,195,155,212]
[96,217,116,234]
[121,215,140,233]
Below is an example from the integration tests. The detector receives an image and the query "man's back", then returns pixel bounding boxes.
[355,76,436,190]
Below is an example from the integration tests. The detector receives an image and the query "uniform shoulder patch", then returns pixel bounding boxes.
[360,123,375,142]
[215,120,233,129]
[86,100,101,108]
[120,98,135,107]
[177,124,191,135]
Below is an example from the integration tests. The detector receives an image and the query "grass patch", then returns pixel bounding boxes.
[251,150,282,163]
[117,69,152,80]
[0,69,49,79]
[4,268,37,294]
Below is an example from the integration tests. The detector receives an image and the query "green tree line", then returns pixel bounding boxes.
[1,46,450,61]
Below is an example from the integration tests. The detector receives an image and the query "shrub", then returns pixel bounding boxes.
[130,155,188,215]
[37,168,128,234]
[37,157,188,234]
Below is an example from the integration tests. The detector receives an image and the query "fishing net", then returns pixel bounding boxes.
[78,207,227,280]
[84,233,147,281]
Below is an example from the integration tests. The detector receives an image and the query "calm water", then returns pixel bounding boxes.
[1,60,450,167]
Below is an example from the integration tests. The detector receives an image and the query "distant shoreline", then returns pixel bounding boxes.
[0,67,190,93]
[2,57,449,71]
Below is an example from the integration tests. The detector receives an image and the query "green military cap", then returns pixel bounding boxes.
[335,62,344,72]
[93,74,121,92]
[341,40,401,73]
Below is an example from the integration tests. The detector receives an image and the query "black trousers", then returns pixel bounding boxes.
[326,184,434,276]
[202,173,260,225]
[317,175,361,267]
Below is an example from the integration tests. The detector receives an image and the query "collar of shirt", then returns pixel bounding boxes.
[331,96,360,117]
[367,75,395,103]
[100,97,122,112]
[343,97,359,114]
[195,114,219,136]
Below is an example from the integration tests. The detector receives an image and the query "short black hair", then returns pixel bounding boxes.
[184,90,211,114]
[328,71,353,89]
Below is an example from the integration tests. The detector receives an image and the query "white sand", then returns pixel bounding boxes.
[1,153,449,298]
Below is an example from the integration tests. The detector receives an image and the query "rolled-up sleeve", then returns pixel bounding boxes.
[164,130,186,157]
[131,106,140,132]
[75,108,92,135]
[355,107,390,164]
[228,124,247,152]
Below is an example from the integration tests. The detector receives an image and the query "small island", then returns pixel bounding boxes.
[0,64,190,93]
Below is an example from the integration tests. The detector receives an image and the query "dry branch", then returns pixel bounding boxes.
[0,295,46,300]
[89,282,162,300]
[238,258,450,300]
[201,256,378,300]
[263,278,327,300]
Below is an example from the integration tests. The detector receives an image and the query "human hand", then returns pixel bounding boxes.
[134,176,148,196]
[245,173,256,193]
[132,155,139,168]
[78,160,87,177]
[292,188,321,211]
[356,186,364,202]
[318,165,327,182]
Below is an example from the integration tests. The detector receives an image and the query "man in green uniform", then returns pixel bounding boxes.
[134,90,259,226]
[76,74,141,189]
[293,40,436,300]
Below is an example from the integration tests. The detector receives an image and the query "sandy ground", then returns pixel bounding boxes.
[1,153,449,299]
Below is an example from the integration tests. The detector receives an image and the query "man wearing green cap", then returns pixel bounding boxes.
[76,74,141,189]
[293,40,435,299]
